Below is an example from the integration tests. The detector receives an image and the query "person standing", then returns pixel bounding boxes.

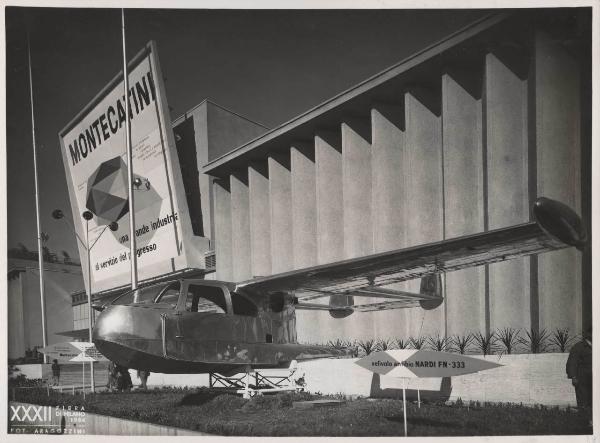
[106,361,118,391]
[137,370,150,389]
[51,359,61,386]
[566,327,592,425]
[115,364,133,391]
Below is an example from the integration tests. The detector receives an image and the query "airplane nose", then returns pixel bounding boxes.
[93,305,131,342]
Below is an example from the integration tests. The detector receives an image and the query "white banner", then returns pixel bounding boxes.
[59,42,204,293]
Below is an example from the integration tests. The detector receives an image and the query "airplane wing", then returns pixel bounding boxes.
[235,197,586,312]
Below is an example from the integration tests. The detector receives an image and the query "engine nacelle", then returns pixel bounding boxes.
[419,274,444,310]
[329,294,354,318]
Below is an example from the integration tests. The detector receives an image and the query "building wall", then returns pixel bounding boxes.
[8,259,81,359]
[204,14,590,343]
[172,100,268,263]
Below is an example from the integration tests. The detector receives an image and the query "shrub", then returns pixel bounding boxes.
[427,334,448,351]
[450,333,473,354]
[473,332,497,356]
[496,327,521,354]
[375,338,393,351]
[356,339,376,356]
[549,328,574,352]
[409,336,426,350]
[327,339,348,351]
[519,328,550,354]
[396,338,410,349]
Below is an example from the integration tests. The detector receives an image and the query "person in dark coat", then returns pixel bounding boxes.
[106,361,118,391]
[51,359,61,386]
[566,327,592,424]
[115,364,133,391]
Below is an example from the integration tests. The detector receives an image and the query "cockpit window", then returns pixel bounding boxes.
[155,282,181,308]
[111,283,168,306]
[231,292,258,316]
[185,285,227,314]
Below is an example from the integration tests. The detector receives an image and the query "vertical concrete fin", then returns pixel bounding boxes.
[314,129,343,342]
[290,141,324,344]
[442,70,486,336]
[290,141,317,269]
[341,116,374,339]
[248,161,272,278]
[371,102,409,338]
[371,103,405,252]
[230,170,251,282]
[213,178,233,282]
[342,117,373,259]
[485,51,530,331]
[404,89,443,338]
[269,152,293,274]
[315,130,344,265]
[533,30,582,333]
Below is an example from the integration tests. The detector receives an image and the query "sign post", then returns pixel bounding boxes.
[355,350,504,437]
[402,378,407,437]
[40,342,107,394]
[82,361,85,399]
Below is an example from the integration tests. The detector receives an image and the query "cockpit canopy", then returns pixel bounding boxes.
[110,280,258,316]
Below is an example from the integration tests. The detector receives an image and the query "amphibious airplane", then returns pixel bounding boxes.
[92,197,587,375]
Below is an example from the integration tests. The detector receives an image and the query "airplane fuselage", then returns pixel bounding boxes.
[93,279,337,374]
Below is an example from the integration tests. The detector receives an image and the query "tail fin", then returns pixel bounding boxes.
[419,274,443,310]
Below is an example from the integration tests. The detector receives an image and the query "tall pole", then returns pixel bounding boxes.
[122,9,138,293]
[28,32,48,363]
[85,219,95,393]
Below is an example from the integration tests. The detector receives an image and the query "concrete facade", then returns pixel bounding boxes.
[201,12,590,344]
[172,100,268,253]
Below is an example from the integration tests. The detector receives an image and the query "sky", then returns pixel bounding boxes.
[6,7,490,261]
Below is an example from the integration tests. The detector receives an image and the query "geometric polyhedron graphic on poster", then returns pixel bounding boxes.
[86,156,129,224]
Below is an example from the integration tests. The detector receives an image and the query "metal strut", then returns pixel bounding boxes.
[208,367,305,398]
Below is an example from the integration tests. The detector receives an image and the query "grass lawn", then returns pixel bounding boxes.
[13,387,592,436]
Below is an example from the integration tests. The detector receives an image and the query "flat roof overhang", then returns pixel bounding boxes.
[201,11,518,178]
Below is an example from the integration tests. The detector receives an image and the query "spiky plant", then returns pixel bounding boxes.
[327,339,347,351]
[473,331,497,356]
[496,327,521,355]
[396,338,410,349]
[375,338,393,352]
[427,334,448,351]
[349,341,360,357]
[518,328,550,354]
[356,339,376,356]
[549,328,574,353]
[409,336,427,350]
[450,333,474,354]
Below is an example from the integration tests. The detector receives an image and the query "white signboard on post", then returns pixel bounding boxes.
[59,41,208,294]
[355,349,503,377]
[356,350,503,436]
[40,342,109,362]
